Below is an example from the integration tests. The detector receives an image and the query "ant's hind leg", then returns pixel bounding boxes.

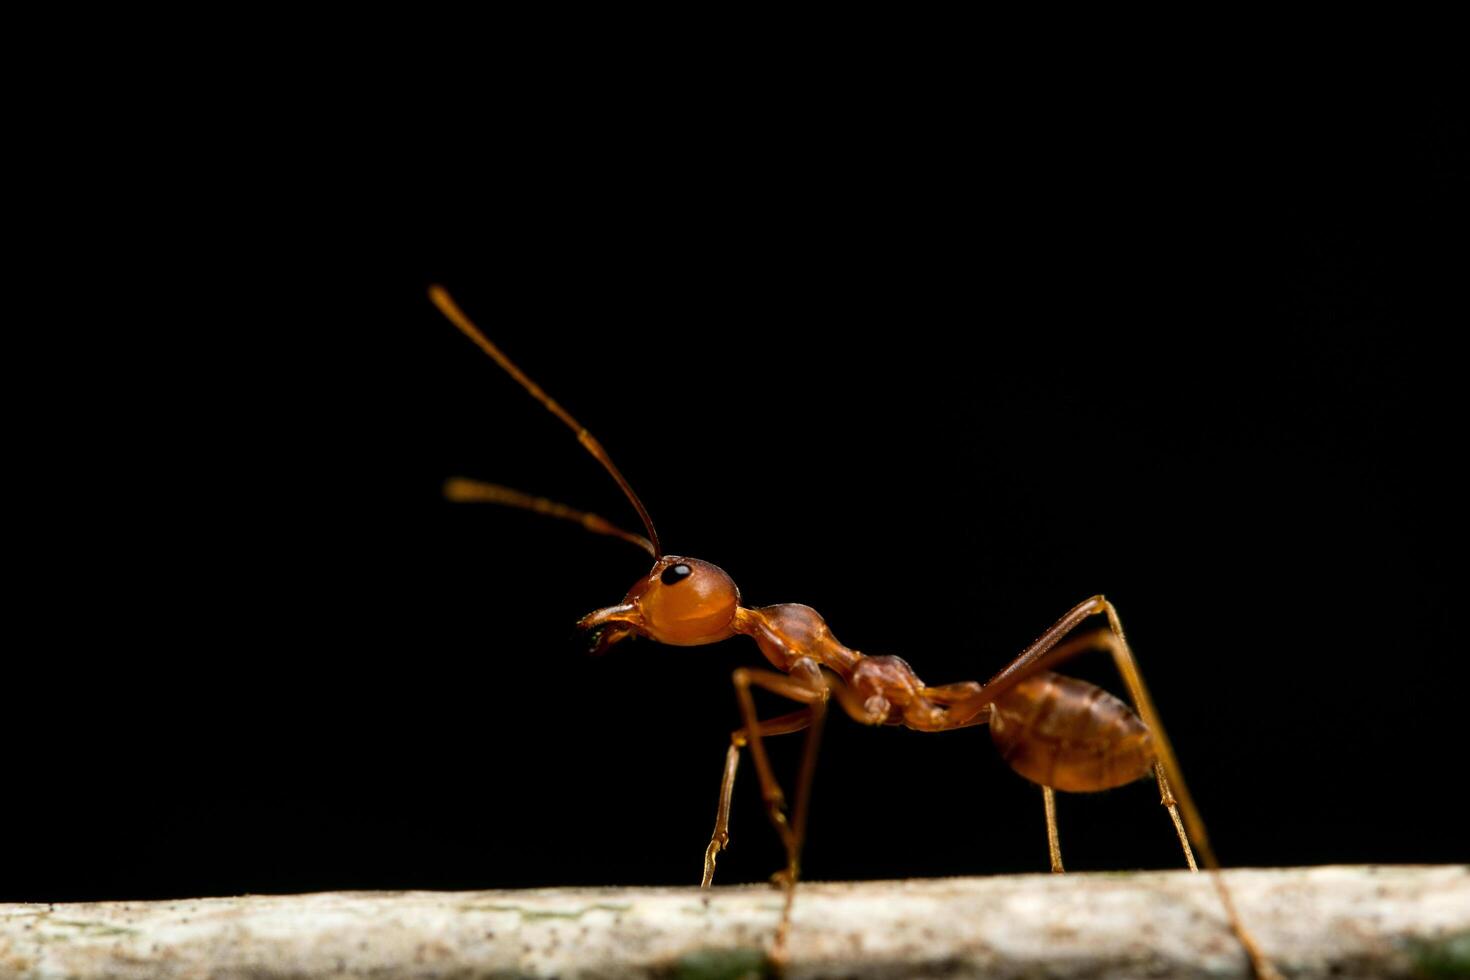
[1085,603,1216,876]
[702,709,811,888]
[934,597,1279,978]
[1094,600,1278,979]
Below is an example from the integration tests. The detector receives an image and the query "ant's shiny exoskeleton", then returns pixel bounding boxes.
[431,286,1279,978]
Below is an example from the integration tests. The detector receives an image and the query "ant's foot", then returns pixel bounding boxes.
[768,867,799,889]
[701,835,731,888]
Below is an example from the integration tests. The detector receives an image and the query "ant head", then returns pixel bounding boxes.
[578,556,741,649]
[431,292,739,652]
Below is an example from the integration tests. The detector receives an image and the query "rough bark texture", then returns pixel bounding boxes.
[2,865,1466,979]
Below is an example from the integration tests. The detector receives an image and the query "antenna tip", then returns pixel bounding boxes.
[443,477,475,502]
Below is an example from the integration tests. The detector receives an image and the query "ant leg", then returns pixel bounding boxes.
[929,614,1205,875]
[702,709,811,888]
[731,664,826,852]
[1089,603,1279,976]
[1040,630,1200,869]
[936,597,1280,980]
[1155,764,1198,871]
[1085,601,1278,979]
[937,597,1112,724]
[1084,604,1212,872]
[928,627,1199,871]
[731,662,827,960]
[1042,786,1064,873]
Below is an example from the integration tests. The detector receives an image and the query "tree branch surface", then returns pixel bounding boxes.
[2,865,1466,979]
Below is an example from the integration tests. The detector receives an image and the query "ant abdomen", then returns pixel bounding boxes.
[990,671,1155,793]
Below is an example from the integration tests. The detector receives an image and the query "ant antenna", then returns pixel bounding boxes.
[444,478,656,557]
[429,285,663,558]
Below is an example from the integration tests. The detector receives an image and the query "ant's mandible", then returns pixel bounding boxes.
[430,286,1280,979]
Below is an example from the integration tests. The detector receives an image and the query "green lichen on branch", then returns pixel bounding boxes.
[1407,928,1470,979]
[670,947,772,980]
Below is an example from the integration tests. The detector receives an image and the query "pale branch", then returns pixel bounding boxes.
[2,865,1466,979]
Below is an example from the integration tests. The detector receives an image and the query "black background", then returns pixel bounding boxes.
[7,85,1463,901]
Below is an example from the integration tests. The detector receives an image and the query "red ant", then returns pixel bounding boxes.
[430,286,1280,978]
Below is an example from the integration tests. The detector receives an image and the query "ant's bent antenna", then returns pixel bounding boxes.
[429,285,662,557]
[444,478,656,557]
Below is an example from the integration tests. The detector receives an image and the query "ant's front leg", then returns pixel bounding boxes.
[702,708,812,888]
[732,660,827,871]
[729,659,827,960]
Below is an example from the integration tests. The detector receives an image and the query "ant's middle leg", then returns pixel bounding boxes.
[702,708,811,888]
[1154,762,1199,871]
[1042,785,1064,873]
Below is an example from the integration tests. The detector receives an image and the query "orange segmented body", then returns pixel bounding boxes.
[433,285,1282,979]
[990,671,1156,793]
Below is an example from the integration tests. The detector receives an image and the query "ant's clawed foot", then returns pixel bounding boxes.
[768,936,791,974]
[768,864,800,889]
[705,835,731,862]
[700,834,731,888]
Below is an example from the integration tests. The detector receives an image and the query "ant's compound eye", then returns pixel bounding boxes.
[661,563,693,585]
